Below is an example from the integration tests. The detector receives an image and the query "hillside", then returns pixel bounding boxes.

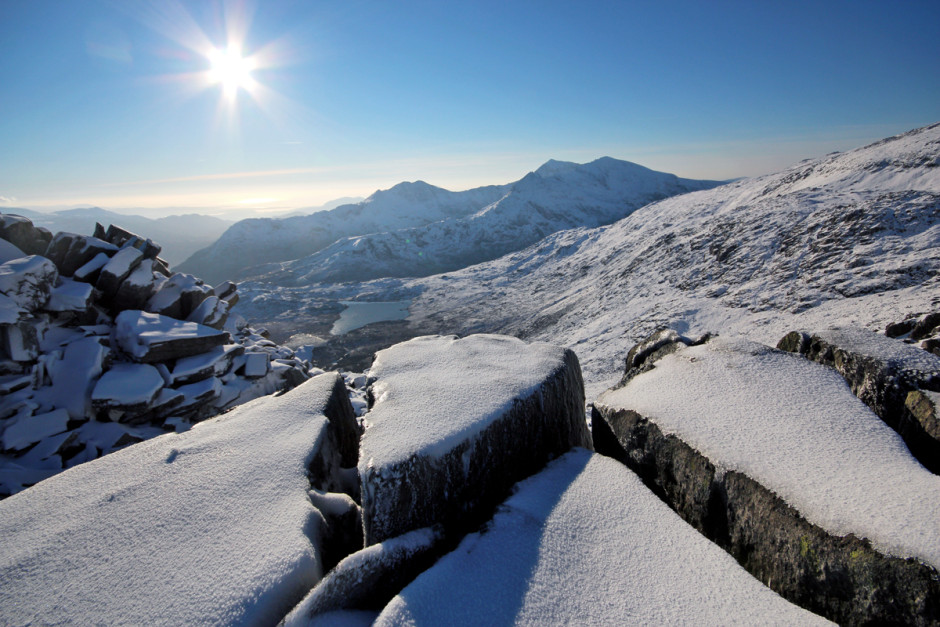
[257,157,721,285]
[237,123,940,397]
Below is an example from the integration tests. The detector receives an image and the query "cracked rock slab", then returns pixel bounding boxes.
[778,327,940,473]
[594,335,940,625]
[0,373,357,626]
[360,334,590,545]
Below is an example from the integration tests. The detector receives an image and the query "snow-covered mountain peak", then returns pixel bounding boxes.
[364,180,447,205]
[533,159,581,178]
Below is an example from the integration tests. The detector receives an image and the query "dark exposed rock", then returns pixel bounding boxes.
[104,224,162,260]
[360,335,591,545]
[146,272,210,320]
[110,263,156,312]
[43,232,117,277]
[308,371,362,498]
[95,247,144,297]
[0,214,52,256]
[886,319,916,338]
[904,390,940,451]
[286,526,445,620]
[618,328,696,386]
[778,327,940,473]
[912,312,940,342]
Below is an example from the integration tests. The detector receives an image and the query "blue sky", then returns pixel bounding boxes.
[1,0,938,215]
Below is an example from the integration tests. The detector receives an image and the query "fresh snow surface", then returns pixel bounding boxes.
[376,448,831,626]
[0,373,343,626]
[361,334,568,466]
[596,337,940,569]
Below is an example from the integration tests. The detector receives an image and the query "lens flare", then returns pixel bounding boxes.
[207,45,257,97]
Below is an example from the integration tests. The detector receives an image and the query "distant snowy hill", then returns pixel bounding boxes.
[177,182,512,285]
[3,207,232,267]
[239,123,940,397]
[257,158,721,285]
[180,159,720,285]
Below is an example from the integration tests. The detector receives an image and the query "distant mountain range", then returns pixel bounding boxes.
[178,158,722,285]
[235,123,940,397]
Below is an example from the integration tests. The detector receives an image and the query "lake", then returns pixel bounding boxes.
[330,300,412,335]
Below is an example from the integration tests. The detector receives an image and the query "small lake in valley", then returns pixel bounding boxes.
[330,300,412,335]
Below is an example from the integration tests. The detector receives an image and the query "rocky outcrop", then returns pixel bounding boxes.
[886,310,940,357]
[283,526,445,622]
[359,334,591,545]
[0,213,313,498]
[778,327,940,473]
[372,449,831,626]
[593,331,940,626]
[0,373,363,627]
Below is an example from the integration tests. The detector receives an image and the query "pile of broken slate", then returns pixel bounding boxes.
[1,321,938,625]
[0,212,311,497]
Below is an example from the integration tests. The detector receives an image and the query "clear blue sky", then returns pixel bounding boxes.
[1,0,938,215]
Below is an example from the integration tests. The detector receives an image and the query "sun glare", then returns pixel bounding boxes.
[207,46,256,97]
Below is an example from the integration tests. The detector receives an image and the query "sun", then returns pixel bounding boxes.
[207,46,256,97]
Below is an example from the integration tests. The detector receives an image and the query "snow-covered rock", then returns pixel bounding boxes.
[49,336,110,420]
[1,408,69,453]
[0,214,51,256]
[593,335,940,624]
[375,449,831,626]
[113,310,228,363]
[91,362,165,421]
[0,220,312,497]
[779,327,940,473]
[284,526,444,623]
[44,277,95,314]
[0,255,57,311]
[43,232,117,277]
[360,334,590,544]
[0,373,358,626]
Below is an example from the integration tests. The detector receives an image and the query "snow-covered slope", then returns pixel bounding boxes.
[6,207,232,266]
[403,123,940,397]
[177,181,511,285]
[253,158,721,285]
[239,123,940,398]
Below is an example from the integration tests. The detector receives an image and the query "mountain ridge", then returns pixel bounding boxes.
[190,157,721,286]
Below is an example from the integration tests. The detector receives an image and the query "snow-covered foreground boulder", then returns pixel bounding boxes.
[0,373,359,626]
[593,334,940,625]
[0,215,312,497]
[360,334,591,544]
[373,449,830,626]
[779,327,940,473]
